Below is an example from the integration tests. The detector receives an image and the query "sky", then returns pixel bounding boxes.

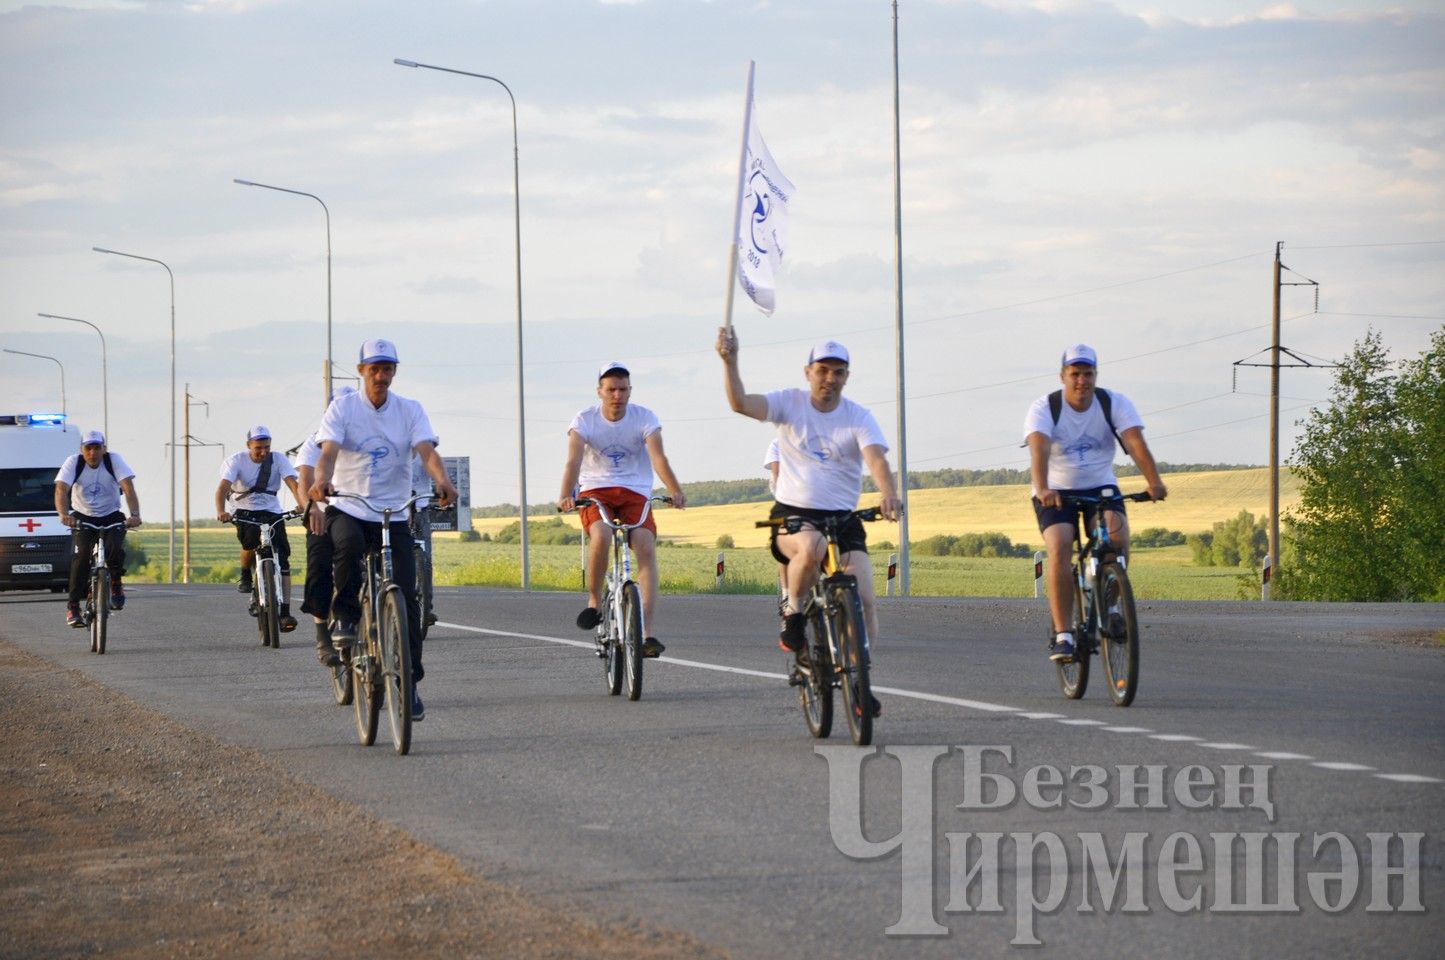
[2,0,1442,524]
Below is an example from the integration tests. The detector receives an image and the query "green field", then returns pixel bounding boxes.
[130,531,1254,601]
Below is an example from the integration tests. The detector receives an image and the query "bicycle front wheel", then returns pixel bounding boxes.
[832,586,873,746]
[353,599,380,746]
[621,581,643,702]
[91,568,110,655]
[414,543,433,644]
[799,610,833,739]
[1056,569,1091,700]
[259,560,280,649]
[1098,562,1140,706]
[379,586,413,755]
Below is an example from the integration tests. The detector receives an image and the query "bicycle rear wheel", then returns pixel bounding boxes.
[799,609,833,739]
[1098,562,1140,706]
[601,588,622,696]
[330,646,353,706]
[91,568,109,655]
[1056,569,1091,699]
[379,586,413,755]
[622,581,643,702]
[353,599,380,746]
[832,585,873,746]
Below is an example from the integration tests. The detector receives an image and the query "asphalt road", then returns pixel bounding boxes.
[4,586,1442,959]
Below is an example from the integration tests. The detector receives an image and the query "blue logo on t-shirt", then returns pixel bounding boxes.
[1065,438,1096,464]
[359,434,391,475]
[802,435,836,464]
[601,444,629,470]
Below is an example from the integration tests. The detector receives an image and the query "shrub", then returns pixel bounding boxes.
[716,534,735,549]
[491,516,581,546]
[1132,527,1185,549]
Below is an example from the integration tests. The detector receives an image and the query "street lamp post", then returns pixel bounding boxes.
[94,245,176,584]
[394,56,530,590]
[3,349,66,422]
[232,179,333,405]
[39,313,107,438]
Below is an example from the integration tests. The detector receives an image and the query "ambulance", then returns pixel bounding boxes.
[0,412,75,592]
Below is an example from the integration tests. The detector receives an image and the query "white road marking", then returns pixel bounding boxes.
[436,622,1441,785]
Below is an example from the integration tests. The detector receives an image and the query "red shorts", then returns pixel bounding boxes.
[578,487,657,538]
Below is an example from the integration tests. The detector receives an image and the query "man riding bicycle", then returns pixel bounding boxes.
[717,330,901,715]
[310,339,459,722]
[216,425,303,633]
[558,361,686,659]
[53,430,141,627]
[1024,344,1166,664]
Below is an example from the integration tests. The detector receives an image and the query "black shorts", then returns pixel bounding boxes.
[233,509,292,572]
[1032,487,1126,535]
[769,502,867,565]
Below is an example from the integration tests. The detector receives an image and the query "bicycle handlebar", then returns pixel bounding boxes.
[74,520,128,532]
[568,495,671,531]
[227,510,304,529]
[327,492,427,517]
[1056,489,1156,506]
[754,506,883,532]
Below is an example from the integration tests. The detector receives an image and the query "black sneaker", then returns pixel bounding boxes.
[424,609,438,627]
[110,581,126,611]
[779,613,806,653]
[1049,636,1076,663]
[854,692,883,719]
[411,690,425,722]
[314,623,339,666]
[331,620,358,648]
[642,637,665,658]
[279,613,298,633]
[238,571,253,594]
[66,602,84,628]
[576,607,601,630]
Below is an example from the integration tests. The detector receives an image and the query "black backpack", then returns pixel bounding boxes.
[1048,388,1123,446]
[235,453,278,501]
[69,452,118,485]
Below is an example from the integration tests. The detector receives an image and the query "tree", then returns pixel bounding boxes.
[1287,328,1445,601]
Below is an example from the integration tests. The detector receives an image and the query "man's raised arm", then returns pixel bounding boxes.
[716,326,769,422]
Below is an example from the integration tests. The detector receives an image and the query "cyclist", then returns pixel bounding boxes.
[216,425,303,633]
[1024,343,1167,664]
[717,329,900,716]
[310,339,459,722]
[53,430,141,626]
[557,361,687,659]
[295,386,356,666]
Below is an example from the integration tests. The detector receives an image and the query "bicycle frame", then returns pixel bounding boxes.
[772,508,881,665]
[74,520,125,623]
[230,513,296,619]
[1062,487,1147,643]
[575,496,668,643]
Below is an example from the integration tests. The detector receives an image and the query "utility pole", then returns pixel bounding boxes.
[182,384,217,584]
[1233,241,1324,596]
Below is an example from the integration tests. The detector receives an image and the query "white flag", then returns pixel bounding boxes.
[735,112,795,316]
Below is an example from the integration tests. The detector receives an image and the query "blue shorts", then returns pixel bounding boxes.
[1032,487,1126,535]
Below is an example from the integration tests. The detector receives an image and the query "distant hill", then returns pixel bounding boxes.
[474,462,1262,516]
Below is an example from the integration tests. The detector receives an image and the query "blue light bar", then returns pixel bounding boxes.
[17,413,66,426]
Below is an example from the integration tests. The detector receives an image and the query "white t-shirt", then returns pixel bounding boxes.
[765,389,888,511]
[56,452,135,517]
[317,390,438,522]
[1022,389,1144,491]
[764,437,781,493]
[569,403,661,497]
[220,450,298,513]
[294,435,321,470]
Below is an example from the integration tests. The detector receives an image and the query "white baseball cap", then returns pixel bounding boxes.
[598,361,630,380]
[359,338,399,364]
[1061,344,1098,367]
[247,425,272,441]
[81,430,105,446]
[807,340,850,365]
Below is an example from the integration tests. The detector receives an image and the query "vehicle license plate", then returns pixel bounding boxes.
[11,563,53,574]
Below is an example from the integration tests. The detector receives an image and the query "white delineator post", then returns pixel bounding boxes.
[1033,550,1046,600]
[1262,554,1272,601]
[886,553,898,597]
[715,552,725,590]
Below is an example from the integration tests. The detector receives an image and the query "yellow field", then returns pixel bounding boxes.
[467,467,1300,550]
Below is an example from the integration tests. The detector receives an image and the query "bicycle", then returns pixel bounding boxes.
[228,511,300,650]
[1052,487,1153,705]
[328,492,423,755]
[74,519,126,655]
[756,507,881,746]
[570,495,671,702]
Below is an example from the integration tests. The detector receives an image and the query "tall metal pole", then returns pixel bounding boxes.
[394,58,530,589]
[232,179,333,406]
[1268,241,1282,594]
[891,0,911,595]
[94,246,176,584]
[3,349,66,422]
[184,382,192,584]
[39,313,107,438]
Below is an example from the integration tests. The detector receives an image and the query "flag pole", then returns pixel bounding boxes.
[723,60,756,334]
